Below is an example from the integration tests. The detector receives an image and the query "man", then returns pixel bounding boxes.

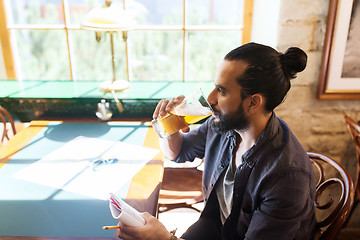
[118,42,317,240]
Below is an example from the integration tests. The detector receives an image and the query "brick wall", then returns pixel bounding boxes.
[273,0,360,229]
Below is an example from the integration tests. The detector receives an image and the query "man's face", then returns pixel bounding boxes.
[207,60,250,133]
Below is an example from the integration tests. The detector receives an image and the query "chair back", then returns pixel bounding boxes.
[158,159,204,213]
[0,106,17,145]
[344,115,360,197]
[308,152,355,240]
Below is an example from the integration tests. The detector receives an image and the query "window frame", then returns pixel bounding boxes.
[0,0,253,81]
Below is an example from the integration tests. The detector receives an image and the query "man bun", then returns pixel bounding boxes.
[224,42,308,112]
[280,47,307,80]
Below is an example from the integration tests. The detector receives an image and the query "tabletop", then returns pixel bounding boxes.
[0,120,164,239]
[0,80,214,121]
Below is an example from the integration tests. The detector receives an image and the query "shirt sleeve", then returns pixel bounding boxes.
[172,117,211,163]
[244,170,314,240]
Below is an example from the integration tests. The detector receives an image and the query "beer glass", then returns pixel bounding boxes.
[152,89,213,138]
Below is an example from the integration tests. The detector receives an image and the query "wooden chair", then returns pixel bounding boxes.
[308,152,355,240]
[344,116,360,201]
[158,159,204,213]
[0,105,17,145]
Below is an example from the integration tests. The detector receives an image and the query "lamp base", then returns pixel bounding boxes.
[99,80,130,93]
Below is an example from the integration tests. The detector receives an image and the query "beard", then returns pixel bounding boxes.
[210,102,249,134]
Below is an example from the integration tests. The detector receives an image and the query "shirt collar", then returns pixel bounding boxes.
[242,112,282,167]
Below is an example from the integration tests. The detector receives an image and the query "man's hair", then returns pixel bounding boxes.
[224,42,307,112]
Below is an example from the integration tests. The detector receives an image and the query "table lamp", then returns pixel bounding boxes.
[81,0,134,93]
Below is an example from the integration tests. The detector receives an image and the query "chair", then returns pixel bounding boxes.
[344,116,360,201]
[0,105,17,145]
[158,159,204,213]
[308,152,355,240]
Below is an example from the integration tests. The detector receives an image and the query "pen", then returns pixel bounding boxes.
[102,225,120,230]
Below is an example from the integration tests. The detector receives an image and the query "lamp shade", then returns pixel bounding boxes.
[81,2,134,31]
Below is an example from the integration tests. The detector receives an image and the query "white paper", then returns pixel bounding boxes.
[14,136,159,200]
[109,193,145,227]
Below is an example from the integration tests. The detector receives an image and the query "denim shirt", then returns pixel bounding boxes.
[173,113,316,240]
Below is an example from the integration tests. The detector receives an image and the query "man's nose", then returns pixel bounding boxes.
[207,89,217,105]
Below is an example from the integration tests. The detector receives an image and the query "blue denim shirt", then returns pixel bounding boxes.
[173,113,316,239]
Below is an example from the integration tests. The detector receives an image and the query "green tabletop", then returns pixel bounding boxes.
[0,80,214,121]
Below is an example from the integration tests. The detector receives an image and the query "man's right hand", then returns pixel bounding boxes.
[153,95,185,119]
[153,95,188,159]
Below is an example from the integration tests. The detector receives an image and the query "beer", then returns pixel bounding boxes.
[184,115,211,125]
[158,112,211,136]
[152,89,213,138]
[157,114,187,136]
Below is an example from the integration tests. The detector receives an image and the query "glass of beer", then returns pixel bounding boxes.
[152,89,213,138]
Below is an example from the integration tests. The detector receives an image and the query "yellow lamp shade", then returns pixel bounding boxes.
[81,3,134,31]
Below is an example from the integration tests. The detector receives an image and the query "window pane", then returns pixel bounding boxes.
[129,31,182,81]
[131,0,183,25]
[14,30,70,80]
[71,30,127,81]
[186,30,242,81]
[10,0,64,25]
[186,0,244,25]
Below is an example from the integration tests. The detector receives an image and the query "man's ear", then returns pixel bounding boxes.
[248,94,264,112]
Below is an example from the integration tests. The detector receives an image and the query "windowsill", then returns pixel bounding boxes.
[0,80,214,121]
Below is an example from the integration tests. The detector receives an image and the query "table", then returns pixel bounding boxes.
[0,120,164,239]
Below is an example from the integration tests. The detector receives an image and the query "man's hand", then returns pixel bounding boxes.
[153,95,190,133]
[118,212,172,240]
[153,95,185,119]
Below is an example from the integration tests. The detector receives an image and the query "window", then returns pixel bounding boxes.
[0,0,253,82]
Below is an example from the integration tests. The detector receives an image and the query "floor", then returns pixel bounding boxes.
[158,204,360,240]
[158,203,204,237]
[3,123,359,239]
[337,229,360,240]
